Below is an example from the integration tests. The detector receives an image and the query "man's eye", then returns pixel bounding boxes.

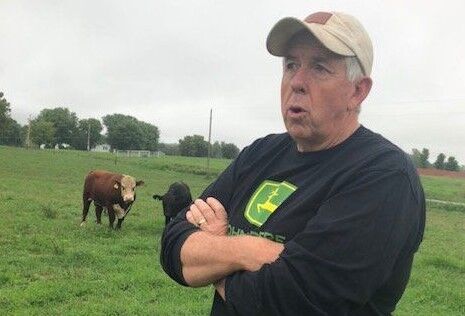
[285,60,298,70]
[313,64,328,73]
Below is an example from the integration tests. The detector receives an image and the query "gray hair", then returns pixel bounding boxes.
[345,56,364,83]
[345,56,364,113]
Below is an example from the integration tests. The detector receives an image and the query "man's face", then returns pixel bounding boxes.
[281,38,357,151]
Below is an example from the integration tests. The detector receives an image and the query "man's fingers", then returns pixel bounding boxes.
[193,199,216,222]
[188,198,227,227]
[189,204,205,226]
[186,210,196,225]
[206,197,228,220]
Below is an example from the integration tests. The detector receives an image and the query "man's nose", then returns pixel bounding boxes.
[290,70,307,94]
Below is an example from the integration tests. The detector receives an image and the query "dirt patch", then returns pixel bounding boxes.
[417,168,465,179]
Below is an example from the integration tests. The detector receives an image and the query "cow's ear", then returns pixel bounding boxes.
[136,180,145,187]
[114,181,120,190]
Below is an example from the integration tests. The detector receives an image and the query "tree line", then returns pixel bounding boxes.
[0,92,239,159]
[162,135,239,159]
[410,148,461,171]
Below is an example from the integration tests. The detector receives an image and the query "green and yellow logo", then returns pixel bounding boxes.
[244,180,297,227]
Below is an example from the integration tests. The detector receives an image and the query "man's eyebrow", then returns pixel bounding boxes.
[312,56,331,63]
[312,54,344,64]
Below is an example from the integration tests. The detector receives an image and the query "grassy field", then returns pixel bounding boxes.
[421,175,465,203]
[0,146,464,315]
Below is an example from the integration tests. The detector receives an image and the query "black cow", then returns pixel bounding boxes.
[153,182,193,225]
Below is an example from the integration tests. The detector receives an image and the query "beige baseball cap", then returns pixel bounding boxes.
[266,11,373,76]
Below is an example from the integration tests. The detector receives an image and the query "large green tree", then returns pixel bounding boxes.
[179,135,208,157]
[221,142,240,159]
[34,107,78,146]
[411,148,430,168]
[0,118,22,146]
[103,114,159,151]
[30,120,55,147]
[0,92,22,146]
[211,141,222,158]
[103,114,142,150]
[444,156,459,171]
[433,153,446,170]
[0,92,11,127]
[71,118,103,150]
[139,121,159,151]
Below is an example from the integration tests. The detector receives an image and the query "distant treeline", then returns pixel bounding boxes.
[410,148,462,172]
[0,91,239,159]
[159,137,239,159]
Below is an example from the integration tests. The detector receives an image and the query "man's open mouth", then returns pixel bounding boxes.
[289,106,305,114]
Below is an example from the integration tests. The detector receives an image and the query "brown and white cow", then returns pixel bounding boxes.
[81,170,144,229]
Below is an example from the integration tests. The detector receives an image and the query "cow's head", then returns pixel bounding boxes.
[114,175,144,203]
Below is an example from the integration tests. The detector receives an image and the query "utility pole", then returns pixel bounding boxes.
[207,108,212,176]
[87,121,91,151]
[26,115,32,149]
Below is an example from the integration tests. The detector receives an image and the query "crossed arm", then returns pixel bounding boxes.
[181,197,284,299]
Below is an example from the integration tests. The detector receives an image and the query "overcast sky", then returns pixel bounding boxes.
[1,0,464,163]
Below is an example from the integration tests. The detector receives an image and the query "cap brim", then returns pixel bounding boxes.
[266,17,309,56]
[266,17,355,57]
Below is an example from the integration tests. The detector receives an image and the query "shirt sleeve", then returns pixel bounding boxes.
[222,170,424,315]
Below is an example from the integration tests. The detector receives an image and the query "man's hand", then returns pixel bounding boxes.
[186,197,228,236]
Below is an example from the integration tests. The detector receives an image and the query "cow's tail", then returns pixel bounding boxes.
[153,194,164,201]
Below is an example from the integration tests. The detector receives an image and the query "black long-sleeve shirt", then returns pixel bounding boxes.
[160,126,425,315]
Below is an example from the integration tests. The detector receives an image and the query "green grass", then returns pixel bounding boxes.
[0,146,220,315]
[421,176,465,203]
[0,145,464,315]
[395,206,465,315]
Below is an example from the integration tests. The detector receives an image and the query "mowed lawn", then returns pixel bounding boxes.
[0,146,464,315]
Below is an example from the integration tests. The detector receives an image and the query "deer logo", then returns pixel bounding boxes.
[244,180,297,227]
[257,188,279,214]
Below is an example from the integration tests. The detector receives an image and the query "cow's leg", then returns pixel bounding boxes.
[81,197,92,226]
[95,205,103,224]
[113,204,127,230]
[116,218,124,229]
[165,216,170,225]
[107,206,116,229]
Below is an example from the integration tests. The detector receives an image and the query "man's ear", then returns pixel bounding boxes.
[349,77,372,111]
[114,181,120,190]
[136,180,145,187]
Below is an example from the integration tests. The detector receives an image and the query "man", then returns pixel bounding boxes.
[161,11,425,316]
